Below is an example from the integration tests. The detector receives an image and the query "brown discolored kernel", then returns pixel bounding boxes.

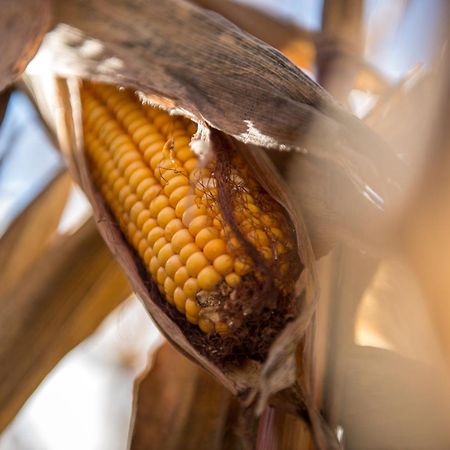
[215,322,229,335]
[260,246,273,261]
[248,229,269,247]
[234,258,252,276]
[199,318,214,334]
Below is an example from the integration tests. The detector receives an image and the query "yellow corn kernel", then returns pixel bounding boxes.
[186,252,208,277]
[197,266,221,290]
[203,239,227,261]
[213,254,234,275]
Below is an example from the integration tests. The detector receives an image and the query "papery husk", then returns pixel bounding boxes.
[27,0,405,259]
[0,0,51,92]
[43,75,338,449]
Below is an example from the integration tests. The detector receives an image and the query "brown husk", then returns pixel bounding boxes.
[0,1,51,92]
[27,0,406,259]
[18,1,398,447]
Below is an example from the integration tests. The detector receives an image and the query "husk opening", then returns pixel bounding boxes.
[45,75,335,448]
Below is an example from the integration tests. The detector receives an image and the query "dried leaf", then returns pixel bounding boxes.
[0,0,52,91]
[130,344,241,450]
[0,215,130,431]
[0,172,70,293]
[29,0,405,257]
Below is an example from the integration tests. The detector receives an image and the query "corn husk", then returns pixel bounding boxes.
[5,1,411,448]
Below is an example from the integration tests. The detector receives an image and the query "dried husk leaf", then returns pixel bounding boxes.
[28,0,406,257]
[20,1,405,446]
[0,0,52,91]
[130,343,241,450]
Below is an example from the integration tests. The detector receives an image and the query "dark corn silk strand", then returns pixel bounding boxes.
[81,82,297,339]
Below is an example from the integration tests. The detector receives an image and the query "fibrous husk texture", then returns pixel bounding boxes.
[4,1,408,448]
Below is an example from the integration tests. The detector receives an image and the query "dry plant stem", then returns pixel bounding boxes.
[0,207,130,431]
[317,0,364,100]
[0,0,51,91]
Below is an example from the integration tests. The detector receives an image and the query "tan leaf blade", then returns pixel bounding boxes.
[130,344,241,450]
[0,0,52,91]
[0,199,130,431]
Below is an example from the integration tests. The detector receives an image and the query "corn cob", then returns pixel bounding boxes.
[81,82,297,340]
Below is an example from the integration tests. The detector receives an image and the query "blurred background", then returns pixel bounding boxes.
[1,0,449,449]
